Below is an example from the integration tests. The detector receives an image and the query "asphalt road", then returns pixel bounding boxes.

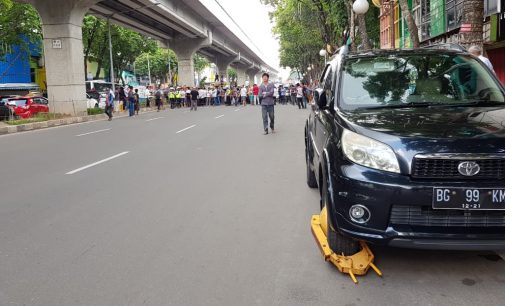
[1,105,505,306]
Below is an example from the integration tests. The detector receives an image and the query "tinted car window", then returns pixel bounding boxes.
[340,54,505,110]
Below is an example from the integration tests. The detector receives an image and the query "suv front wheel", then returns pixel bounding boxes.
[305,129,318,188]
[321,167,360,256]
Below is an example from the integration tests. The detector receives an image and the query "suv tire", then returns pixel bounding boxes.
[327,225,360,256]
[322,168,360,255]
[305,130,318,188]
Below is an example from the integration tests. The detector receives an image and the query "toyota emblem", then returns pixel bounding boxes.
[458,161,481,176]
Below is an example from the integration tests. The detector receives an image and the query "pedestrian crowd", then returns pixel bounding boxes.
[102,79,315,135]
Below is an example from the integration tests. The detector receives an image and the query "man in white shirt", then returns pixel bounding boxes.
[468,45,494,73]
[240,86,247,106]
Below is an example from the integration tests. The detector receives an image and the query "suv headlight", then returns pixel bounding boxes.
[342,130,400,173]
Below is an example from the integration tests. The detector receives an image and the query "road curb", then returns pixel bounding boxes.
[0,107,161,135]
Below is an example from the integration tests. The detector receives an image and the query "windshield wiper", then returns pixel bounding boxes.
[360,102,436,110]
[442,100,505,108]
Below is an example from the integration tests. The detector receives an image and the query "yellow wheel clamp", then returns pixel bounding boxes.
[311,207,383,284]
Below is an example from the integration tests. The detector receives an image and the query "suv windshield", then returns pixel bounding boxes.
[340,53,505,111]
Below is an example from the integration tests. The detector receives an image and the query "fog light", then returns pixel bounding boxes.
[349,205,370,224]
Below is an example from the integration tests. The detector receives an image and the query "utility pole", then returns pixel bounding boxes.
[147,53,152,86]
[168,60,171,85]
[107,17,115,94]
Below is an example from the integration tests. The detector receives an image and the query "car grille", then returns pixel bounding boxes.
[412,158,505,179]
[390,205,505,227]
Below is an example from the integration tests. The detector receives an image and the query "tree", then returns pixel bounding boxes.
[100,24,157,84]
[0,0,41,60]
[398,0,420,48]
[461,0,484,48]
[134,48,177,84]
[82,15,107,79]
[193,54,209,85]
[262,0,379,76]
[227,68,237,84]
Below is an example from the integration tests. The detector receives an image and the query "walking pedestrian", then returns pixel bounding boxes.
[105,87,114,121]
[231,87,238,106]
[274,85,279,104]
[219,87,225,106]
[127,86,135,117]
[296,83,304,109]
[185,87,191,108]
[302,83,308,109]
[468,45,495,73]
[258,73,275,135]
[212,87,218,106]
[248,86,254,106]
[206,88,212,106]
[134,88,140,115]
[118,86,126,112]
[169,88,176,109]
[145,87,151,107]
[279,86,285,104]
[177,88,184,108]
[240,85,247,106]
[190,87,199,111]
[155,86,163,112]
[290,85,297,105]
[253,83,259,105]
[198,87,206,107]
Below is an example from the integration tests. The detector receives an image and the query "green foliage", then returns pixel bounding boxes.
[227,68,237,82]
[193,54,209,73]
[134,48,177,83]
[106,23,157,83]
[87,108,104,115]
[199,76,207,88]
[81,15,157,83]
[0,0,41,60]
[5,112,68,125]
[263,0,380,75]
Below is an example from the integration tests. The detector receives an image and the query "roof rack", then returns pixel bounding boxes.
[421,43,467,52]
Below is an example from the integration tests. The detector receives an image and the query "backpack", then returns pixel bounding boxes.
[155,90,162,99]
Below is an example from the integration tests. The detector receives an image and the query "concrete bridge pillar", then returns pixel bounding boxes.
[171,35,212,87]
[21,0,99,116]
[236,67,247,86]
[215,54,239,82]
[247,65,260,85]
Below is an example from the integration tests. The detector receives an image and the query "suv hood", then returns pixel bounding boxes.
[341,107,505,139]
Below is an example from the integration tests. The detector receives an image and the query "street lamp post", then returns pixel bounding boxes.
[107,17,116,110]
[353,0,369,14]
[319,49,327,65]
[105,1,161,95]
[147,54,152,86]
[352,0,371,50]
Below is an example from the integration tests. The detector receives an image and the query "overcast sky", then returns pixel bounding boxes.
[215,0,279,67]
[200,0,283,75]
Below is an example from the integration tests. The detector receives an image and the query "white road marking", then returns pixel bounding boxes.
[215,115,225,119]
[76,128,111,137]
[146,117,164,122]
[234,108,241,112]
[184,110,190,113]
[66,151,130,175]
[176,125,196,134]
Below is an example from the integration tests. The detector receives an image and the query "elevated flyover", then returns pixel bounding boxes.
[18,0,277,115]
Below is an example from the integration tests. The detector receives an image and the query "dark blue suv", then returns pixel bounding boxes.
[305,47,505,255]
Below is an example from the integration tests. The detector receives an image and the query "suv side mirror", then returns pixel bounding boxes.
[314,88,327,109]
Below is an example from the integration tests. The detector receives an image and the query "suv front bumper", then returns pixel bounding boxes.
[329,163,505,250]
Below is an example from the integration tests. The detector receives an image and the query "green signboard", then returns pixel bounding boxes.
[430,0,446,37]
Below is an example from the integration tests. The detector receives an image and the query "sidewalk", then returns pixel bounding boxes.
[0,106,162,136]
